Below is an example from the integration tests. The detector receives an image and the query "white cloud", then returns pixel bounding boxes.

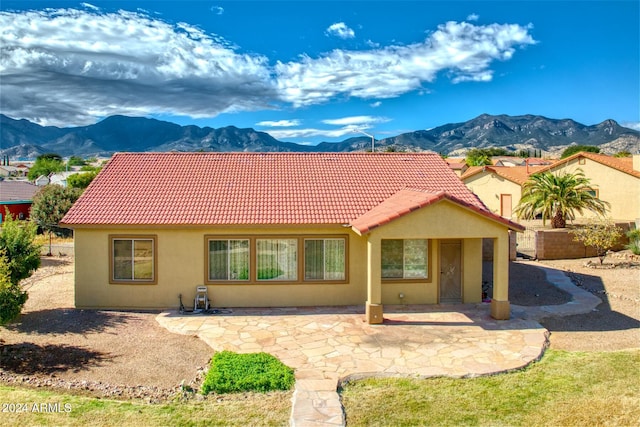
[211,6,224,15]
[0,8,536,127]
[265,127,362,140]
[276,21,536,106]
[467,13,480,22]
[256,119,301,127]
[80,3,100,11]
[0,8,275,126]
[370,101,382,108]
[322,115,389,126]
[326,22,355,39]
[622,122,640,131]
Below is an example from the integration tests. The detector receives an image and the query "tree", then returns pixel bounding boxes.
[614,151,631,158]
[514,170,610,228]
[560,145,600,159]
[67,156,87,167]
[465,149,492,166]
[27,153,65,180]
[569,220,623,264]
[0,211,41,286]
[0,249,29,325]
[30,185,83,238]
[67,170,99,189]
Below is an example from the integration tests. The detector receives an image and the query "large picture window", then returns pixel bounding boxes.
[381,239,428,279]
[111,236,156,284]
[208,239,250,281]
[305,238,346,281]
[205,235,348,284]
[257,238,298,281]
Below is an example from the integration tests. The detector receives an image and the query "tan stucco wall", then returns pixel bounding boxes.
[74,225,369,310]
[367,200,509,306]
[544,158,639,221]
[73,200,512,311]
[463,171,522,218]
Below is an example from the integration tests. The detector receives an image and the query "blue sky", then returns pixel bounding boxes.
[1,1,638,145]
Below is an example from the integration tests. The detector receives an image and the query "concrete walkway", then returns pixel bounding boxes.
[156,261,597,427]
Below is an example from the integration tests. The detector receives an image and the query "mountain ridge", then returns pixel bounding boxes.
[1,113,638,159]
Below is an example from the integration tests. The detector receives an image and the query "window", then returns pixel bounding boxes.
[208,239,249,281]
[110,236,156,284]
[205,235,348,284]
[304,238,346,281]
[257,238,298,281]
[381,239,428,279]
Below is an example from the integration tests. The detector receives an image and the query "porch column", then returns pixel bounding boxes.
[491,233,511,320]
[365,237,383,324]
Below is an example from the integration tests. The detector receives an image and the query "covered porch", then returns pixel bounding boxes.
[349,190,523,324]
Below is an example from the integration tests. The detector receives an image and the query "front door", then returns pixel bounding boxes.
[439,240,462,303]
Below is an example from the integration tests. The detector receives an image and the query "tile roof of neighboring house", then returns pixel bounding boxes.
[0,181,40,202]
[61,152,514,228]
[537,152,640,178]
[350,188,524,234]
[461,165,538,186]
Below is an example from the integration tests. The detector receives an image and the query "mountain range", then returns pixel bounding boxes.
[1,113,638,159]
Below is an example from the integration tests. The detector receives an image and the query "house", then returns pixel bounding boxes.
[444,157,468,176]
[34,175,50,186]
[533,152,640,221]
[49,171,81,187]
[0,180,40,222]
[60,152,524,323]
[461,165,545,218]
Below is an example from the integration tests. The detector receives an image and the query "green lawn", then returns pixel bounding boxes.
[0,386,292,426]
[340,349,640,426]
[2,350,638,426]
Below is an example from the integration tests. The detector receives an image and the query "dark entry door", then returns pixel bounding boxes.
[439,240,462,303]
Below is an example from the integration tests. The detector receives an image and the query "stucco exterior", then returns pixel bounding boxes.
[463,170,523,218]
[541,156,640,221]
[72,199,513,322]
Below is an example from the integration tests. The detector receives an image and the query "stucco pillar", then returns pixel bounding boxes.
[491,234,511,320]
[365,237,383,324]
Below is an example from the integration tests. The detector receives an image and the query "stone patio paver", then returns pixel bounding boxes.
[157,304,547,426]
[156,260,599,427]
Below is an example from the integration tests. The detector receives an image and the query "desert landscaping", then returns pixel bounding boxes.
[1,251,638,402]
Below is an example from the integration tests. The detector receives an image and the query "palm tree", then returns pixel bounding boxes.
[514,170,609,228]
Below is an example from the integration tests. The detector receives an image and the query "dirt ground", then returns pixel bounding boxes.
[0,254,638,400]
[0,257,213,401]
[538,254,640,351]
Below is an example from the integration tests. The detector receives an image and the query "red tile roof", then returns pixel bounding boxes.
[350,188,524,234]
[0,181,39,202]
[537,152,640,178]
[61,152,499,227]
[461,165,537,185]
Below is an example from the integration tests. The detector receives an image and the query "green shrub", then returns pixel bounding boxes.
[201,351,295,394]
[0,250,28,325]
[626,228,640,255]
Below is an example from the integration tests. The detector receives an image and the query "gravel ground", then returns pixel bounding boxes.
[0,256,213,401]
[1,253,638,401]
[538,253,640,351]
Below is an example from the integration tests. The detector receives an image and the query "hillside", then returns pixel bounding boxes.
[1,113,638,159]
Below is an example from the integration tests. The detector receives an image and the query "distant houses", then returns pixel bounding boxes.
[459,152,640,223]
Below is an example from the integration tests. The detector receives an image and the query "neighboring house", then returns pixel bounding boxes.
[461,165,545,219]
[532,152,640,221]
[492,157,553,168]
[61,152,524,323]
[0,165,26,178]
[0,180,40,222]
[444,157,468,176]
[34,175,50,186]
[49,171,80,187]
